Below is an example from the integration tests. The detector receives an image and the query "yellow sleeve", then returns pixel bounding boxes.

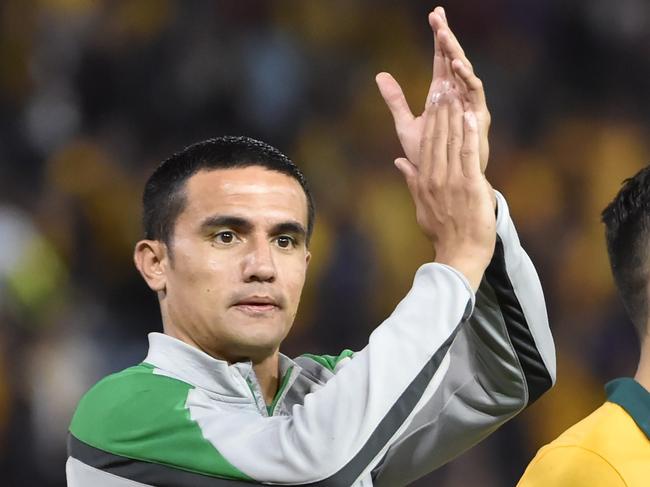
[517,446,627,487]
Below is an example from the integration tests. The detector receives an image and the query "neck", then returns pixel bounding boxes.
[162,322,281,404]
[252,353,281,405]
[634,334,650,392]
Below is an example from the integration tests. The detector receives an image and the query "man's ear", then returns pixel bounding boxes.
[134,239,168,292]
[305,250,311,267]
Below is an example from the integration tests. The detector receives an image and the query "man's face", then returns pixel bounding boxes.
[159,166,310,362]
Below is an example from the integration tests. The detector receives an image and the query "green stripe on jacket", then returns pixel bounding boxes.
[69,363,254,482]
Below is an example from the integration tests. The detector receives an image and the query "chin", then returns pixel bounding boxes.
[219,311,292,358]
[229,327,285,359]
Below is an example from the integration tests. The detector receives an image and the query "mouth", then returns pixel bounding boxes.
[232,296,280,315]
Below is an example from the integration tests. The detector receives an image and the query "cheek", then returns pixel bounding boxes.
[170,247,237,295]
[282,261,308,303]
[202,256,241,292]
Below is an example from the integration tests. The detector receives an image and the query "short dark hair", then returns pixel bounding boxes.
[602,165,650,337]
[143,136,315,248]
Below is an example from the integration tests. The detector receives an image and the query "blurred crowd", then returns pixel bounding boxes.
[1,0,649,485]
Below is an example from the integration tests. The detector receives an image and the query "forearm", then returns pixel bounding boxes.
[482,190,556,400]
[372,192,556,485]
[442,190,555,412]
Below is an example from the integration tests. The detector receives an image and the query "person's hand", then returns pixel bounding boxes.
[376,6,491,173]
[395,94,496,291]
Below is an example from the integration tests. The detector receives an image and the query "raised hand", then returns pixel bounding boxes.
[394,93,496,291]
[376,6,491,173]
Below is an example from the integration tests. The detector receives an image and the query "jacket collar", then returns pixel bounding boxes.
[143,332,298,398]
[606,377,650,439]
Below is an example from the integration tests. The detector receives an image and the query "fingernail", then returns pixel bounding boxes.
[464,111,477,128]
[439,7,447,22]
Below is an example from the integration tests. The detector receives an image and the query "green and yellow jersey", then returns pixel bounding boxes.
[518,378,650,487]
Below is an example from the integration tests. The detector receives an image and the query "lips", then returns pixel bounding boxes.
[235,296,278,306]
[232,295,280,314]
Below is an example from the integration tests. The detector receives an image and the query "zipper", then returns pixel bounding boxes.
[267,366,295,416]
[244,375,269,416]
[245,366,297,417]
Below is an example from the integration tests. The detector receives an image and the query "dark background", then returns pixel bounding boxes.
[0,0,648,485]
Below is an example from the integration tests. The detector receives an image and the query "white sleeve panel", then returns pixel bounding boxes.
[492,190,556,382]
[372,191,556,487]
[187,264,474,485]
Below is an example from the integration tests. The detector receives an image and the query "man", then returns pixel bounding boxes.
[518,168,650,486]
[67,7,555,486]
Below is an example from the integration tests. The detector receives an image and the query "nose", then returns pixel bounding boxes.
[242,236,277,283]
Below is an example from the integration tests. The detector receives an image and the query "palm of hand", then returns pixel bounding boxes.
[377,8,490,173]
[399,83,489,173]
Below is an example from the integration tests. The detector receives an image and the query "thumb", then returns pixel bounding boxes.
[376,73,414,127]
[394,157,418,193]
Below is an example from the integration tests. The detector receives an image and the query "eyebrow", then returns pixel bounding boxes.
[199,215,306,241]
[271,222,307,241]
[200,215,253,233]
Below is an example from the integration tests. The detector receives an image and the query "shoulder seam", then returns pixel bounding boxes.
[529,444,627,485]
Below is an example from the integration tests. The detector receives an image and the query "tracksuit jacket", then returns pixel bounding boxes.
[66,192,556,486]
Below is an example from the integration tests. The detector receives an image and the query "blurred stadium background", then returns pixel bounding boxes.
[0,0,649,485]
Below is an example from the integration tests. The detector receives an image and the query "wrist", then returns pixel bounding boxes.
[434,253,489,292]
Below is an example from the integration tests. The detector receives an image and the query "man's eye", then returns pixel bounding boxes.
[215,231,236,244]
[276,236,295,249]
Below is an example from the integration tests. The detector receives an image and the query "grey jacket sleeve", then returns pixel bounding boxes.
[372,190,556,487]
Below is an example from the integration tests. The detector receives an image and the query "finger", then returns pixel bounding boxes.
[433,7,470,67]
[429,11,449,81]
[437,24,480,105]
[440,30,472,92]
[419,100,438,177]
[436,5,447,24]
[376,72,415,126]
[451,59,486,109]
[394,157,419,195]
[448,97,464,178]
[436,27,454,84]
[461,111,481,178]
[431,97,449,181]
[432,9,457,78]
[438,26,469,67]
